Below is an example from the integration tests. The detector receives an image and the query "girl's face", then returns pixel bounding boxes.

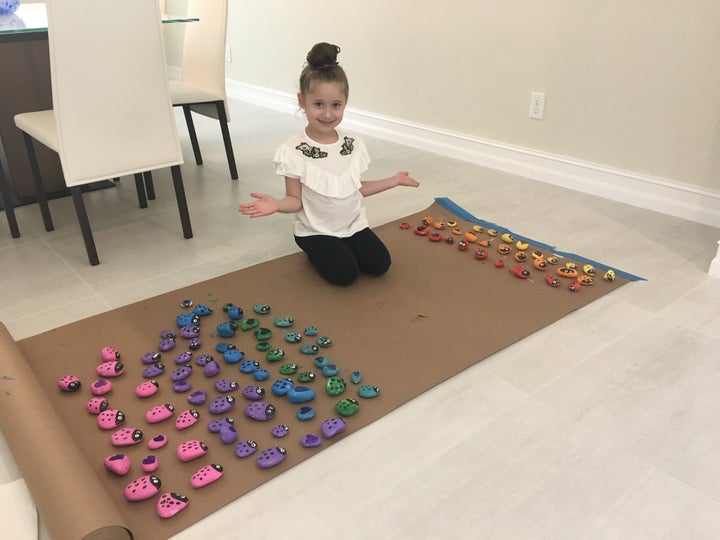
[298,81,347,144]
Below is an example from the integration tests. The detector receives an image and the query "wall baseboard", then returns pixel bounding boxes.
[226,79,720,232]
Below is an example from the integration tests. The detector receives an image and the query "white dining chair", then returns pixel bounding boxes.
[14,0,193,266]
[169,0,238,180]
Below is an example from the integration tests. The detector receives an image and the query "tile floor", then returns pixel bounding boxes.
[1,99,719,539]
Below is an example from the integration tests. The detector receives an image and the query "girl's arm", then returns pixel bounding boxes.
[359,171,420,197]
[239,177,303,218]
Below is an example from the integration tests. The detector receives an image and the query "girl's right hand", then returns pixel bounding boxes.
[238,193,280,218]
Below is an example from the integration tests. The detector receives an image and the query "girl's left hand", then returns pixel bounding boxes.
[395,171,420,188]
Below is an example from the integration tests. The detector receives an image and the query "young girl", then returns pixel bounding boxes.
[239,42,420,286]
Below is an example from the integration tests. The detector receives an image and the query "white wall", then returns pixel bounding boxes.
[165,0,720,226]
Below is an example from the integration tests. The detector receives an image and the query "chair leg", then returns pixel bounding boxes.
[133,173,148,208]
[170,165,193,239]
[143,171,156,200]
[215,101,238,180]
[0,164,20,238]
[21,133,54,232]
[182,105,203,165]
[70,186,99,266]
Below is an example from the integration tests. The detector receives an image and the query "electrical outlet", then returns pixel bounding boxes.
[529,92,545,119]
[225,46,232,63]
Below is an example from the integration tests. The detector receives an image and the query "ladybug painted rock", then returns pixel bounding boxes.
[208,395,236,415]
[157,492,189,519]
[242,385,265,401]
[256,446,287,469]
[474,248,488,260]
[176,439,208,462]
[457,240,468,251]
[325,376,346,396]
[191,463,224,488]
[158,338,176,352]
[141,352,162,365]
[545,275,561,287]
[175,409,200,430]
[142,362,165,379]
[335,398,360,417]
[100,347,120,362]
[239,360,260,373]
[253,304,271,315]
[226,306,244,321]
[266,348,285,363]
[300,343,320,355]
[192,304,213,317]
[274,316,295,328]
[234,440,258,458]
[214,378,239,393]
[271,378,294,396]
[244,401,276,421]
[195,353,214,367]
[97,409,125,430]
[170,365,193,382]
[175,313,200,328]
[557,267,579,278]
[510,266,531,279]
[156,492,190,519]
[320,418,347,438]
[145,403,175,423]
[223,349,245,364]
[253,327,272,341]
[240,318,260,331]
[86,397,109,415]
[111,427,144,447]
[271,424,290,438]
[124,475,161,501]
[57,375,82,392]
[179,325,200,339]
[216,321,237,338]
[96,360,125,378]
[357,385,381,398]
[174,351,192,365]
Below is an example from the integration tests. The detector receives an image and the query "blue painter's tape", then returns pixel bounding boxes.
[434,197,646,282]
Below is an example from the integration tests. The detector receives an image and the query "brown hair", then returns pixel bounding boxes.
[299,42,349,99]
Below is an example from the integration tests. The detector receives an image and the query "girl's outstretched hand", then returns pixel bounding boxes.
[395,171,420,188]
[238,193,280,218]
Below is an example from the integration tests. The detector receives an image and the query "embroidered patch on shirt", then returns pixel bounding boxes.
[296,142,328,159]
[340,137,355,155]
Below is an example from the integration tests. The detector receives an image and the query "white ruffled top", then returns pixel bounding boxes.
[273,130,371,237]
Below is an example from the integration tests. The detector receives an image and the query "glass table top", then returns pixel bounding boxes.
[0,3,197,35]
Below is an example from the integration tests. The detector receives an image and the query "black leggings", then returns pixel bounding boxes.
[294,228,391,286]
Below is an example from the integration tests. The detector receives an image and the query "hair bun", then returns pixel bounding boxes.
[306,42,341,70]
